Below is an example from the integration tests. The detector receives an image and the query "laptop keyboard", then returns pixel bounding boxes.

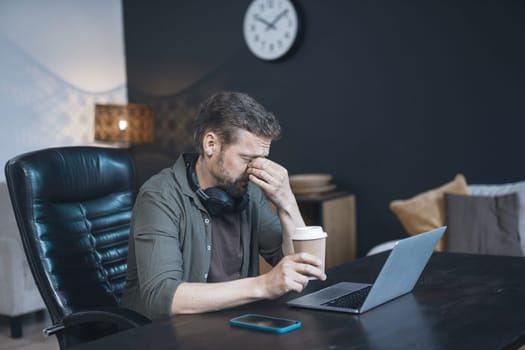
[322,286,372,309]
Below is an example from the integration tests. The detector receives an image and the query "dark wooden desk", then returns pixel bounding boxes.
[72,252,525,350]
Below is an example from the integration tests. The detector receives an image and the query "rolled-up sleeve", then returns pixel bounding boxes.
[252,187,283,267]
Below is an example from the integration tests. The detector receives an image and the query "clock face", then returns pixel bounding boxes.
[243,0,299,61]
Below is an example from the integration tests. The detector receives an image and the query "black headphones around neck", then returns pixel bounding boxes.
[184,153,249,216]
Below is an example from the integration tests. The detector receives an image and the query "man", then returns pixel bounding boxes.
[122,91,325,320]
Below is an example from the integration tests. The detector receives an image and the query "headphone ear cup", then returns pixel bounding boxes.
[184,153,249,216]
[203,188,236,215]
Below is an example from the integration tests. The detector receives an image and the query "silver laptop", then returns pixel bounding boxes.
[287,226,446,314]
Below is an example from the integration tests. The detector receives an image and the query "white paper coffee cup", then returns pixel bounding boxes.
[291,226,327,279]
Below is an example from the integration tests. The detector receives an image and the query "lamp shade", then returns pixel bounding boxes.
[94,103,154,143]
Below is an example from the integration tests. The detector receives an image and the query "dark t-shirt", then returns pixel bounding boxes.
[208,213,243,282]
[121,154,284,320]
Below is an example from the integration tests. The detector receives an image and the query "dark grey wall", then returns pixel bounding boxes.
[123,0,525,256]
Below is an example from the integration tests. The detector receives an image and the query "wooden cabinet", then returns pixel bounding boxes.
[260,191,356,273]
[296,191,356,267]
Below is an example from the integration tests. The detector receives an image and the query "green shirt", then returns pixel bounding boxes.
[121,154,283,319]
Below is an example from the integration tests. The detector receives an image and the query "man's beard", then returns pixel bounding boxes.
[213,154,249,198]
[219,177,249,198]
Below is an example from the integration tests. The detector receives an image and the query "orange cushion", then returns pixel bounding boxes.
[389,174,469,251]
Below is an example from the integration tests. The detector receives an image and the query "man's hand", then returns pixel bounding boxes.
[247,158,294,210]
[171,253,326,314]
[257,253,326,299]
[248,157,304,256]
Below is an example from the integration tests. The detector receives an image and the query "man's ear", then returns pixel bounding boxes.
[203,132,219,158]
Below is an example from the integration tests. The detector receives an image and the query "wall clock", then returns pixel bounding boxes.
[243,0,300,61]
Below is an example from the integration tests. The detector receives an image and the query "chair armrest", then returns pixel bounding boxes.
[43,307,151,337]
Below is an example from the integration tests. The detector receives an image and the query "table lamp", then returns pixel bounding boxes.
[94,103,154,146]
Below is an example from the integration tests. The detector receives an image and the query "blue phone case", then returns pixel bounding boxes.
[230,314,302,333]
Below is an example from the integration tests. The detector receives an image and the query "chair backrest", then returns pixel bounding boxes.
[4,146,135,325]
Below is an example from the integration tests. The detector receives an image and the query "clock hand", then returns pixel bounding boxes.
[253,14,277,30]
[266,9,289,31]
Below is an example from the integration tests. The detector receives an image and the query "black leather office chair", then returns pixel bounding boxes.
[4,146,150,349]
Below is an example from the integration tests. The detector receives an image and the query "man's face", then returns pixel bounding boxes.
[210,129,271,198]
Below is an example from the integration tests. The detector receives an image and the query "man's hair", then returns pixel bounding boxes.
[193,91,282,154]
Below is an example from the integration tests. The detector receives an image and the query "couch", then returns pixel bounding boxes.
[368,175,525,257]
[0,182,45,337]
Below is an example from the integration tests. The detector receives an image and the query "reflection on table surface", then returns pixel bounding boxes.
[72,252,525,350]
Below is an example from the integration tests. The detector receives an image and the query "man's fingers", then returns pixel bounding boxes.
[289,252,322,266]
[249,157,271,169]
[297,262,326,280]
[249,174,269,188]
[288,272,309,292]
[248,158,283,179]
[297,262,319,276]
[282,254,327,281]
[248,167,280,186]
[248,168,271,183]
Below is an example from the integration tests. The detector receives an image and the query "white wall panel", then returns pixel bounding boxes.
[0,0,127,182]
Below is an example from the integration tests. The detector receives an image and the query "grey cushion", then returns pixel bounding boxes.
[445,193,522,256]
[469,181,525,254]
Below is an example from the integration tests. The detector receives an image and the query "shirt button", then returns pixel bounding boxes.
[204,218,210,224]
[207,245,211,251]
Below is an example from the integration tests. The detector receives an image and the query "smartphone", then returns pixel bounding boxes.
[230,314,301,334]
